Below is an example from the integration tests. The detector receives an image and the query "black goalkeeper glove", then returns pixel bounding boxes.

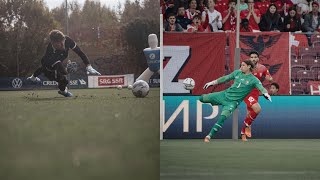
[263,93,272,102]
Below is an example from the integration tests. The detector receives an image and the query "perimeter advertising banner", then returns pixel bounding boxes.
[88,74,134,88]
[0,76,88,90]
[164,96,320,139]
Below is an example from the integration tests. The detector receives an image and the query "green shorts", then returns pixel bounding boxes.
[200,91,239,117]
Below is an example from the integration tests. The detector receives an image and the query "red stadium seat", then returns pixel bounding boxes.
[291,65,306,81]
[313,41,320,47]
[300,47,318,57]
[303,59,320,69]
[291,82,305,95]
[310,65,320,72]
[291,58,299,66]
[301,54,317,62]
[297,70,315,80]
[297,70,316,91]
[311,34,320,44]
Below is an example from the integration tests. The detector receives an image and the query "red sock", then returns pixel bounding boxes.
[241,109,258,134]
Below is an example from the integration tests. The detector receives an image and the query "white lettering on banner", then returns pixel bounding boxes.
[196,101,219,132]
[310,85,320,95]
[164,100,219,133]
[98,76,124,86]
[43,81,58,86]
[79,79,87,85]
[69,80,78,86]
[149,79,160,84]
[163,100,189,132]
[163,46,191,94]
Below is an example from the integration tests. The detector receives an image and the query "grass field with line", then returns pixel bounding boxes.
[0,88,159,180]
[161,139,320,180]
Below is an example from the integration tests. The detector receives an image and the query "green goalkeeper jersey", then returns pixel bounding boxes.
[217,70,268,102]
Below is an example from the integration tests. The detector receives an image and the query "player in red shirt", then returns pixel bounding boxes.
[241,51,273,141]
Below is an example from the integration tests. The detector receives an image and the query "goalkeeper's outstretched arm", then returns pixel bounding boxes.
[203,70,238,89]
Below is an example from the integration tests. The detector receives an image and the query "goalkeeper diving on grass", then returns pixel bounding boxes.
[27,30,100,97]
[200,60,272,142]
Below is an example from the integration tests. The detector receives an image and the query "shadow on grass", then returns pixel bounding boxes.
[23,96,74,101]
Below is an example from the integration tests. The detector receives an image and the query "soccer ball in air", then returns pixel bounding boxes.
[132,80,150,98]
[183,78,195,90]
[117,85,122,90]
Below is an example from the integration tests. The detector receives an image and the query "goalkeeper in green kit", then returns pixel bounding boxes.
[200,60,272,142]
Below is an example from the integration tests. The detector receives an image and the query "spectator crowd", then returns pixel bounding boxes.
[161,0,320,45]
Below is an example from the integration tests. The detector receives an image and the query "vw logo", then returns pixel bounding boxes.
[12,78,23,88]
[149,53,155,59]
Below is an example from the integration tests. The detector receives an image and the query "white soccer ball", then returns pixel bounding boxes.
[183,78,195,90]
[132,80,150,98]
[127,85,133,90]
[117,85,122,90]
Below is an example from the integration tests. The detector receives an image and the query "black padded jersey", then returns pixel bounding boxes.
[41,36,90,68]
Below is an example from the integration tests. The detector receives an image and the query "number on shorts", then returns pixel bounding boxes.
[248,96,255,103]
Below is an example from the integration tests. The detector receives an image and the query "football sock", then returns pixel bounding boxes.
[241,109,258,133]
[208,115,226,138]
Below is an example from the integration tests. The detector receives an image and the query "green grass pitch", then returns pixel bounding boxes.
[0,88,159,180]
[161,139,320,180]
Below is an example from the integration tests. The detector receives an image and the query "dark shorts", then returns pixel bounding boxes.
[43,62,68,81]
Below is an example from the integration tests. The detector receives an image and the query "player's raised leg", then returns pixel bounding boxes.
[241,102,261,140]
[200,92,238,142]
[27,67,42,82]
[56,62,73,97]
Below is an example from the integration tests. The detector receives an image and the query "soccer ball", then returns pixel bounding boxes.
[117,85,122,90]
[127,85,133,90]
[132,80,149,98]
[183,78,195,90]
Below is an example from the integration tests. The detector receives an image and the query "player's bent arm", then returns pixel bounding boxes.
[254,80,272,102]
[265,69,273,82]
[266,75,273,82]
[72,46,90,65]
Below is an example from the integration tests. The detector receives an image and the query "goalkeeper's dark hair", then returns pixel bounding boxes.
[249,51,259,57]
[243,59,255,71]
[271,82,280,90]
[49,30,65,42]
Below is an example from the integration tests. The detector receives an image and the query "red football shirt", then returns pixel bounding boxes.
[240,9,261,30]
[251,63,271,94]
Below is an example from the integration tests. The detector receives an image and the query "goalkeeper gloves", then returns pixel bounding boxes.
[203,80,218,90]
[86,65,101,75]
[263,93,272,102]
